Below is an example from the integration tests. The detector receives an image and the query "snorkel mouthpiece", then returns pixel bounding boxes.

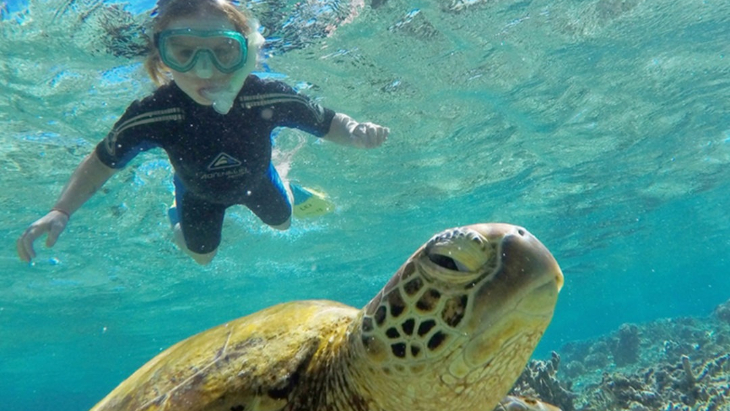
[201,68,247,115]
[202,87,237,114]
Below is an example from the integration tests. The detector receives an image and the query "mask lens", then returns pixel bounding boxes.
[210,38,241,67]
[164,38,198,68]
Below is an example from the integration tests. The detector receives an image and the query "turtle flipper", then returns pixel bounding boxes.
[494,396,563,411]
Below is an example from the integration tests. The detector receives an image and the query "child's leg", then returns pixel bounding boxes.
[173,223,217,265]
[269,217,291,230]
[243,165,293,229]
[172,177,226,264]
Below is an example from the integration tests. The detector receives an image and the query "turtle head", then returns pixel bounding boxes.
[355,223,563,407]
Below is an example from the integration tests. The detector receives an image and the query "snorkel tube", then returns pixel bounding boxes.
[203,28,264,115]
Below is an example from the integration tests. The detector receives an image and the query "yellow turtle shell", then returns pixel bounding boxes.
[91,223,564,411]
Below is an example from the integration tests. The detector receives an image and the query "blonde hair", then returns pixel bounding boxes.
[144,0,265,85]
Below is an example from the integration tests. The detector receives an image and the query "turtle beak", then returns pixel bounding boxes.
[455,224,563,372]
[468,223,563,331]
[498,224,564,295]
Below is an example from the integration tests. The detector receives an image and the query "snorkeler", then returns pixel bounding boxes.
[16,0,389,265]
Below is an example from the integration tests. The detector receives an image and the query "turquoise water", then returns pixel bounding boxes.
[1,0,729,409]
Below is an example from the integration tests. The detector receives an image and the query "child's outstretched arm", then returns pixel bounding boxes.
[17,151,117,262]
[322,113,389,149]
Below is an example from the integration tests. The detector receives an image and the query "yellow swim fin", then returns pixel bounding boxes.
[290,183,335,218]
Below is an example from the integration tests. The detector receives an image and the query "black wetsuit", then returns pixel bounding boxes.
[95,75,336,254]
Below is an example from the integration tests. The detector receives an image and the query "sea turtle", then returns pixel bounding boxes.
[90,223,564,411]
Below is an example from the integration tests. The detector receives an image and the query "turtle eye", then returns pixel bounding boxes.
[425,228,485,273]
[428,253,470,272]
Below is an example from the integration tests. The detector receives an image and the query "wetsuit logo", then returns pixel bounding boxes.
[208,152,242,170]
[200,152,249,180]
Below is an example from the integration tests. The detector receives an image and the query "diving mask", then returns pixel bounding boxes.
[156,29,248,74]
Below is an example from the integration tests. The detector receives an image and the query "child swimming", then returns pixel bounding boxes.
[17,0,389,265]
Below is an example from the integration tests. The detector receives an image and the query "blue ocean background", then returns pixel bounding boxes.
[1,0,729,409]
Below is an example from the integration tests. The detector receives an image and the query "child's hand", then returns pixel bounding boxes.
[351,122,389,149]
[17,210,70,262]
[325,113,390,148]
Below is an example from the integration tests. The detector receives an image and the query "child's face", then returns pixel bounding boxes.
[163,13,245,106]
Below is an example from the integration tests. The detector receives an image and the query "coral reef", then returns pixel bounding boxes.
[580,353,730,411]
[714,300,730,325]
[511,352,577,411]
[613,324,641,367]
[510,299,730,411]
